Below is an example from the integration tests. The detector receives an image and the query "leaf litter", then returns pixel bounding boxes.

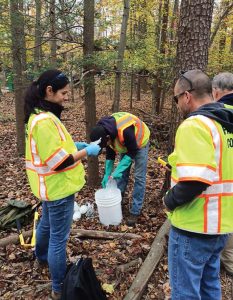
[0,89,232,299]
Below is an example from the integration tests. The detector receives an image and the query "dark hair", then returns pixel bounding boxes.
[24,69,69,123]
[90,125,108,148]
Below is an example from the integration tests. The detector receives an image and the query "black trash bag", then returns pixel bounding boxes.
[61,257,107,300]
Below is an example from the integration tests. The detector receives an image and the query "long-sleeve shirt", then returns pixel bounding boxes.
[97,116,138,160]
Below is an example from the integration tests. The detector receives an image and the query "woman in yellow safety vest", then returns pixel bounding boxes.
[24,69,100,300]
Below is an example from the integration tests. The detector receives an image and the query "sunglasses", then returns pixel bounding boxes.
[173,71,195,104]
[173,89,195,104]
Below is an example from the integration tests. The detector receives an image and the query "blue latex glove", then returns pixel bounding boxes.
[112,155,132,179]
[102,160,114,188]
[85,144,101,156]
[75,141,89,150]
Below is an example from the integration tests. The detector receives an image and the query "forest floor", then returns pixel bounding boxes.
[0,89,232,300]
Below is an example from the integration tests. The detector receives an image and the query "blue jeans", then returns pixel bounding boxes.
[35,195,74,293]
[117,142,149,215]
[168,226,229,300]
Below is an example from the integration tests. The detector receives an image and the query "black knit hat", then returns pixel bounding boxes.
[90,125,108,148]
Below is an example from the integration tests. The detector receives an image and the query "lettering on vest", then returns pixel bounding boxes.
[222,126,231,135]
[227,138,233,148]
[222,127,233,148]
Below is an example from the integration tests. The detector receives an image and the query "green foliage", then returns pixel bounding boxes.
[208,19,233,75]
[2,0,230,93]
[0,0,11,69]
[208,48,233,76]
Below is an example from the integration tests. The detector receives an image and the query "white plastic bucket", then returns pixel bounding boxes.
[95,187,122,226]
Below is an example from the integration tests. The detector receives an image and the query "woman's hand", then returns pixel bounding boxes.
[75,141,89,150]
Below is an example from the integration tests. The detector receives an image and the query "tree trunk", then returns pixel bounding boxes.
[169,0,179,46]
[19,0,27,75]
[136,74,141,101]
[152,0,169,114]
[9,0,27,155]
[83,0,99,187]
[129,72,134,109]
[49,0,57,67]
[151,75,162,114]
[155,0,162,49]
[175,0,214,73]
[112,0,130,112]
[137,0,147,39]
[169,0,214,155]
[34,0,42,70]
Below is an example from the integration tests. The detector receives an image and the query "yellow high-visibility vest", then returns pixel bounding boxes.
[25,110,85,201]
[168,115,233,234]
[111,112,150,153]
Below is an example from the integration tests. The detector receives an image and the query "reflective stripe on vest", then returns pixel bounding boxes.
[183,115,222,233]
[116,114,145,147]
[30,137,42,165]
[204,196,220,233]
[45,148,69,170]
[28,112,68,200]
[39,175,47,200]
[26,160,80,176]
[201,181,233,197]
[176,164,216,185]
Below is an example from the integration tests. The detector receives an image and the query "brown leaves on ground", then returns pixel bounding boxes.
[0,89,232,299]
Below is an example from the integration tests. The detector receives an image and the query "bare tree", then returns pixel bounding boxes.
[152,0,169,114]
[169,0,179,47]
[112,0,130,112]
[49,0,57,67]
[9,0,27,155]
[34,0,42,70]
[83,0,99,186]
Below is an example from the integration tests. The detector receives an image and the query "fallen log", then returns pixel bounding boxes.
[116,258,143,274]
[124,219,171,300]
[71,229,141,240]
[0,228,141,247]
[0,230,33,247]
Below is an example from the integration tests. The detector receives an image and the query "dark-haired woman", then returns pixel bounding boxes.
[24,69,100,300]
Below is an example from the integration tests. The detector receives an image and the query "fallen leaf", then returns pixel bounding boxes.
[102,283,114,294]
[8,253,16,260]
[120,225,128,232]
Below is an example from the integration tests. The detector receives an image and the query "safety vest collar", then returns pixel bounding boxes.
[30,112,66,141]
[115,114,145,149]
